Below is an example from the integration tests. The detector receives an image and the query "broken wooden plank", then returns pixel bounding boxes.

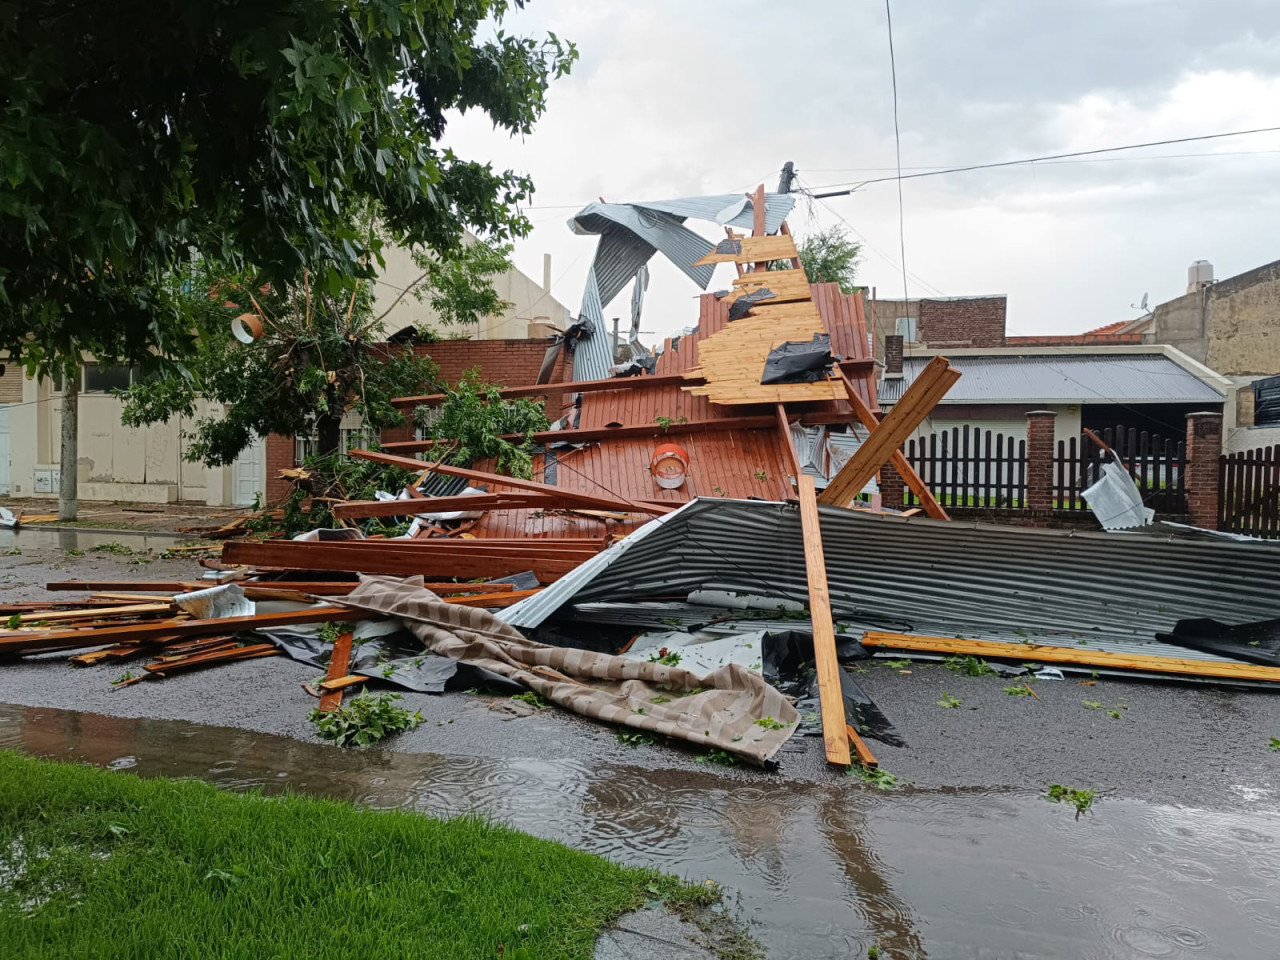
[12,602,173,624]
[142,643,280,676]
[775,404,802,491]
[819,357,960,507]
[332,493,553,520]
[722,268,812,305]
[693,234,799,267]
[0,606,364,654]
[347,449,675,516]
[860,631,1280,684]
[834,366,948,521]
[440,588,542,608]
[796,474,852,766]
[846,723,878,769]
[318,674,371,693]
[318,631,355,713]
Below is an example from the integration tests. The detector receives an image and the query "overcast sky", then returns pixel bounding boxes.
[445,0,1280,342]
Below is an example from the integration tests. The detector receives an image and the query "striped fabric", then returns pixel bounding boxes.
[338,576,797,766]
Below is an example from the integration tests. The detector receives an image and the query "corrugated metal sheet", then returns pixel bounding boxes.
[502,499,1280,670]
[567,193,797,382]
[880,354,1226,405]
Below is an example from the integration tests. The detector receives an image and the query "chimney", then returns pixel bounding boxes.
[884,334,904,378]
[543,253,552,293]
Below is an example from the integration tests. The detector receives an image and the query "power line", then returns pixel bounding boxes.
[805,125,1280,198]
[884,0,909,310]
[800,148,1280,175]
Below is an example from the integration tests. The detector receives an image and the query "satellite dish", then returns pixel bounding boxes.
[1140,293,1149,311]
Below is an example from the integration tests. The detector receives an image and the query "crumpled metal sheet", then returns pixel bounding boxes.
[567,193,796,381]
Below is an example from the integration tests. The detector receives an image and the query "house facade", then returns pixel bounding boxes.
[1114,259,1280,453]
[0,246,572,505]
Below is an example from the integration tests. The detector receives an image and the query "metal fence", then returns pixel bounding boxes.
[1220,445,1280,538]
[1054,425,1186,515]
[902,426,1026,510]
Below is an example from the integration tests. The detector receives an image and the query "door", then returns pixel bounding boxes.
[0,406,10,495]
[231,435,263,506]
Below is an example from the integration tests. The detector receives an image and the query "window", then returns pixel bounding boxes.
[82,364,135,393]
[1253,375,1280,427]
[294,426,375,465]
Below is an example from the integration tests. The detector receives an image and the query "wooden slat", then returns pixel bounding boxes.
[441,588,542,608]
[693,234,798,266]
[861,631,1280,683]
[11,602,172,624]
[319,674,370,693]
[776,404,801,488]
[722,268,812,305]
[318,631,354,712]
[796,474,852,766]
[820,357,961,507]
[346,449,674,515]
[846,723,878,769]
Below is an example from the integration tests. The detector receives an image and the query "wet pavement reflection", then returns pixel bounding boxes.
[3,703,1278,959]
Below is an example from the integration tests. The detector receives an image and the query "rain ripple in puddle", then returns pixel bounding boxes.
[3,702,1280,960]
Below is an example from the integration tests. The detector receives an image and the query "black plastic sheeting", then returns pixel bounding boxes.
[1156,617,1280,667]
[762,630,905,747]
[760,333,833,385]
[726,287,777,322]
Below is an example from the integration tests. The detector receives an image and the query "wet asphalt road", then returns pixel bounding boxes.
[2,545,1278,810]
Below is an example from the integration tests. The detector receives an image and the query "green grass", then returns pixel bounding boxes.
[0,752,729,960]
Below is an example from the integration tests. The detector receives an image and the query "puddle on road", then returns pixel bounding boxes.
[3,703,1278,959]
[0,528,181,554]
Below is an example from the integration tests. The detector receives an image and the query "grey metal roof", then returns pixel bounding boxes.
[502,498,1280,672]
[879,354,1226,405]
[566,193,797,381]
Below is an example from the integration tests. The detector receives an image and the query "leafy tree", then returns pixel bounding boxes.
[418,371,550,479]
[772,226,861,293]
[0,0,576,514]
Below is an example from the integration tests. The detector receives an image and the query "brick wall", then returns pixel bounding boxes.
[918,297,1007,348]
[264,433,295,503]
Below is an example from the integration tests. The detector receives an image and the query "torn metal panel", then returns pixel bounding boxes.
[502,498,1280,671]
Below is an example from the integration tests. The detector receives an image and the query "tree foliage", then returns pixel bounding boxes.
[0,0,577,375]
[417,371,549,478]
[772,226,861,293]
[120,263,442,466]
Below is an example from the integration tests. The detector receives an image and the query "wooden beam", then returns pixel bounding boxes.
[779,221,803,271]
[775,403,801,495]
[834,367,950,521]
[846,723,878,769]
[318,631,355,712]
[0,607,364,654]
[860,632,1280,684]
[819,356,960,507]
[750,184,767,272]
[379,416,779,455]
[44,580,510,596]
[220,540,581,580]
[796,474,852,766]
[347,449,675,516]
[391,373,703,410]
[332,493,553,520]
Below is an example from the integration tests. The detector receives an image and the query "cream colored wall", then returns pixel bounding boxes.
[905,405,1081,449]
[4,373,238,504]
[370,236,569,340]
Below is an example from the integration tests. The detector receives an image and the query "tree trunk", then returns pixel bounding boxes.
[315,411,342,460]
[58,373,79,521]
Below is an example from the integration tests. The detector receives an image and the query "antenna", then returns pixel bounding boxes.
[1129,292,1152,318]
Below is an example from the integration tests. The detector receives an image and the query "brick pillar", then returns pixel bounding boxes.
[1024,410,1057,523]
[264,433,295,504]
[1184,411,1223,529]
[879,462,906,508]
[884,334,904,376]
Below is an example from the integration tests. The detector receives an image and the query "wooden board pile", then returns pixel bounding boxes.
[0,576,538,700]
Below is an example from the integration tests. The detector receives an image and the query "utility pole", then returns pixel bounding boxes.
[58,365,78,521]
[777,161,796,195]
